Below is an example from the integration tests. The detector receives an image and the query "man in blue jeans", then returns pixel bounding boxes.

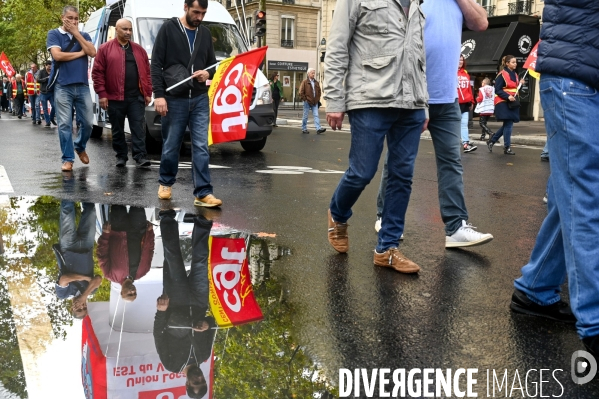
[510,0,599,358]
[36,61,57,127]
[324,0,429,273]
[375,0,493,249]
[54,200,103,319]
[152,0,222,208]
[47,5,96,171]
[299,69,325,135]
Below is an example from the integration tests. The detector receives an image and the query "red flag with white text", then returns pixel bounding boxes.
[207,47,268,145]
[208,236,264,327]
[0,52,16,77]
[523,41,540,79]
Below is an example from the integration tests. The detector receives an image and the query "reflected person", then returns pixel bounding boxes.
[154,209,215,399]
[53,200,102,319]
[97,205,155,302]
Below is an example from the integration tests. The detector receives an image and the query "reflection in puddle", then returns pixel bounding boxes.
[0,196,337,398]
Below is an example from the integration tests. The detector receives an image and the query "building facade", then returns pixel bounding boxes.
[222,0,321,106]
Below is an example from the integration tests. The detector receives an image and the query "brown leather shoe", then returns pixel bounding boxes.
[61,161,73,171]
[76,150,89,164]
[328,209,348,253]
[158,185,172,200]
[373,248,420,273]
[194,194,223,207]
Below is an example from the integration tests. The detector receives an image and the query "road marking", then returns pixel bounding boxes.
[0,165,14,193]
[146,161,231,169]
[256,166,344,174]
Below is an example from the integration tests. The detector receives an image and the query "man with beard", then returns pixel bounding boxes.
[92,19,153,168]
[154,209,215,399]
[151,0,221,208]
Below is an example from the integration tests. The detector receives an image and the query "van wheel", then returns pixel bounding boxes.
[91,125,103,139]
[240,137,267,152]
[145,123,162,154]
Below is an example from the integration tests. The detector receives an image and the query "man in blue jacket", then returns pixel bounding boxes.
[510,0,599,358]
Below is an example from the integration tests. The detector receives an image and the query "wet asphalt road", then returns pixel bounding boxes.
[2,114,599,397]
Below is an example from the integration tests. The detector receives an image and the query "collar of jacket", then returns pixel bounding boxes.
[175,17,199,55]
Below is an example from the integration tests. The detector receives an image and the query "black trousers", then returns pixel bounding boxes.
[109,205,147,272]
[107,97,146,162]
[272,97,281,122]
[13,94,25,117]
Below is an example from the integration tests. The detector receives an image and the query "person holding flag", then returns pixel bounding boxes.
[151,0,222,207]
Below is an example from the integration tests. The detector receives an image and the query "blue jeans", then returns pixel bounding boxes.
[40,92,55,124]
[490,120,514,147]
[377,101,468,235]
[302,101,321,131]
[159,94,212,199]
[29,94,40,121]
[514,75,599,338]
[460,111,469,144]
[59,200,96,252]
[55,83,93,163]
[330,107,425,252]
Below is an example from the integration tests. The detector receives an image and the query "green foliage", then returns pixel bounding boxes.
[0,0,104,73]
[212,239,338,398]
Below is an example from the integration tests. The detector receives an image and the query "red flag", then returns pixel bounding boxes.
[523,41,540,79]
[0,52,16,77]
[208,236,264,327]
[207,46,268,145]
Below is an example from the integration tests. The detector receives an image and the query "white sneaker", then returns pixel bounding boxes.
[374,217,404,239]
[445,220,493,248]
[543,193,548,204]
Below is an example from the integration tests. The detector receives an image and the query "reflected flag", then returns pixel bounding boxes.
[208,236,264,328]
[523,41,540,79]
[0,52,16,77]
[207,46,268,145]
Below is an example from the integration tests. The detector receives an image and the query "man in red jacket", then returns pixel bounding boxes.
[97,205,155,302]
[92,18,153,168]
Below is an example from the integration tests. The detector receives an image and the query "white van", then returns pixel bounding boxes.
[84,0,274,152]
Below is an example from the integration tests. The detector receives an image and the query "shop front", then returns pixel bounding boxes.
[461,15,540,120]
[267,60,308,108]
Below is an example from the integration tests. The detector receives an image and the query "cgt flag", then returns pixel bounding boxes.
[0,52,16,77]
[523,41,540,79]
[208,236,264,328]
[207,46,268,145]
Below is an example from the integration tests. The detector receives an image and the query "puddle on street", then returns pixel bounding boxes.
[0,196,337,398]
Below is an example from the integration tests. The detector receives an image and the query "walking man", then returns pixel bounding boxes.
[510,0,599,358]
[375,0,493,249]
[36,60,57,127]
[299,68,325,134]
[25,63,41,125]
[152,0,222,207]
[1,77,10,112]
[47,5,96,171]
[325,0,428,273]
[92,18,153,168]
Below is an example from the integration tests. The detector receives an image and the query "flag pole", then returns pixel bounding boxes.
[165,61,222,93]
[515,69,529,96]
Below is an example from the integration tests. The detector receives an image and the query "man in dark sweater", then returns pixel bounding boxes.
[154,209,215,399]
[151,0,222,208]
[36,61,57,127]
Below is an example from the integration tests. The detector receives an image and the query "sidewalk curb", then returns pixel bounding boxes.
[278,119,547,147]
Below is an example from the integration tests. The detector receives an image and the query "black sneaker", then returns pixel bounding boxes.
[37,120,42,125]
[463,143,477,153]
[479,134,486,141]
[510,289,576,323]
[487,141,494,152]
[302,130,309,134]
[541,155,549,162]
[504,147,516,155]
[45,123,51,128]
[116,158,127,167]
[136,159,151,168]
[583,335,599,359]
[317,128,326,134]
[50,119,57,126]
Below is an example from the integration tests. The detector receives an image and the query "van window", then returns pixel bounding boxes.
[137,18,248,61]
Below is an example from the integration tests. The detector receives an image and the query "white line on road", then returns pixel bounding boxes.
[0,165,14,193]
